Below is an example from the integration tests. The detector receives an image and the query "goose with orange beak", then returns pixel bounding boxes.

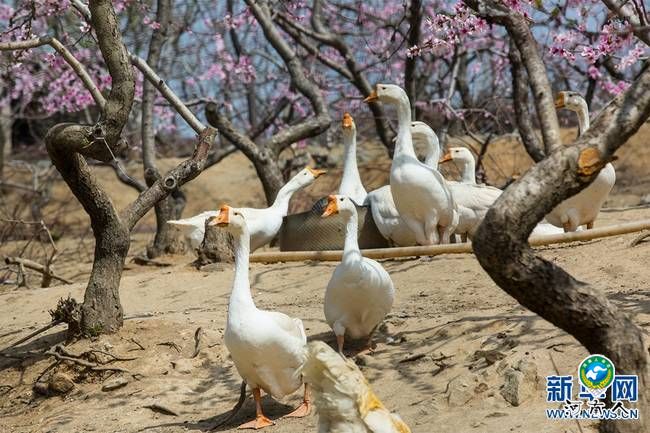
[338,112,368,205]
[168,166,326,251]
[364,84,458,245]
[209,205,311,429]
[546,91,615,232]
[364,121,450,246]
[321,194,395,355]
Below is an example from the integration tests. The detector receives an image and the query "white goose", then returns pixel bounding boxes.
[365,121,449,246]
[438,146,502,239]
[438,146,565,237]
[208,206,310,429]
[338,112,368,205]
[365,84,458,244]
[322,195,395,355]
[546,91,616,231]
[168,166,326,251]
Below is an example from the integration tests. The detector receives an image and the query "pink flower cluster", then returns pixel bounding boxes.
[410,3,488,56]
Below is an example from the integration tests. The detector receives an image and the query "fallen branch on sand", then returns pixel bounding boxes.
[0,321,63,353]
[250,218,650,263]
[4,257,72,284]
[43,345,142,378]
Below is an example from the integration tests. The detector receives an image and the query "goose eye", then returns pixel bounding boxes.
[340,198,345,202]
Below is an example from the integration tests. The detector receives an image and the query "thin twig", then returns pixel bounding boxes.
[128,338,145,351]
[0,321,62,352]
[192,327,203,359]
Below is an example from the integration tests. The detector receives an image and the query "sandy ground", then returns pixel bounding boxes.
[1,126,650,432]
[0,206,649,433]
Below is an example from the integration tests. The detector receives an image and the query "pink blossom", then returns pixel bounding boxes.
[617,43,646,71]
[587,65,601,80]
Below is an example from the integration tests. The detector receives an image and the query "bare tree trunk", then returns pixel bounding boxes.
[473,53,650,433]
[145,171,187,257]
[141,0,186,258]
[195,220,234,267]
[19,0,217,337]
[404,0,422,118]
[205,105,284,204]
[508,41,545,162]
[467,0,561,155]
[0,104,12,179]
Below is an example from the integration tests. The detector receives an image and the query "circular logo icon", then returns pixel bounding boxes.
[579,355,615,392]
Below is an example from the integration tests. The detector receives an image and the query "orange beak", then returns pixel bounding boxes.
[321,195,339,217]
[363,89,378,103]
[554,93,565,109]
[439,152,452,164]
[342,112,354,129]
[307,166,327,178]
[208,205,230,227]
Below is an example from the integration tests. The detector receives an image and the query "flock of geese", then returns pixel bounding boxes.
[168,84,615,432]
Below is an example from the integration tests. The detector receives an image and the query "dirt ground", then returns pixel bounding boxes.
[1,127,650,433]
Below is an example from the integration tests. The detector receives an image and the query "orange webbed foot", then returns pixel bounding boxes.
[283,400,311,418]
[237,415,275,430]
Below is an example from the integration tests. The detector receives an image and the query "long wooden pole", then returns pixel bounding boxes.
[250,219,650,263]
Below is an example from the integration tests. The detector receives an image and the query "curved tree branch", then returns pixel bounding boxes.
[89,0,135,146]
[466,0,561,154]
[473,64,650,433]
[205,0,332,204]
[602,0,650,46]
[274,0,395,151]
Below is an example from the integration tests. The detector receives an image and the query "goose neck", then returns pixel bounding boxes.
[341,210,362,266]
[340,131,364,191]
[460,158,476,184]
[229,229,255,313]
[575,101,590,136]
[394,98,417,158]
[423,135,441,169]
[271,178,301,216]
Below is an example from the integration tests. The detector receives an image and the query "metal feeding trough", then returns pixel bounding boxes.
[279,197,389,251]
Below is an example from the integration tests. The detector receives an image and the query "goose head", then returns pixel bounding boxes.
[555,91,586,112]
[321,194,355,218]
[342,112,357,136]
[439,147,474,168]
[363,84,408,105]
[292,166,327,188]
[207,204,247,234]
[410,121,438,147]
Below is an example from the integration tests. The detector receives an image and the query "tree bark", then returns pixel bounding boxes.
[473,66,650,433]
[195,219,234,267]
[404,0,422,118]
[141,0,186,258]
[34,0,216,336]
[0,104,11,179]
[467,0,561,154]
[508,40,545,162]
